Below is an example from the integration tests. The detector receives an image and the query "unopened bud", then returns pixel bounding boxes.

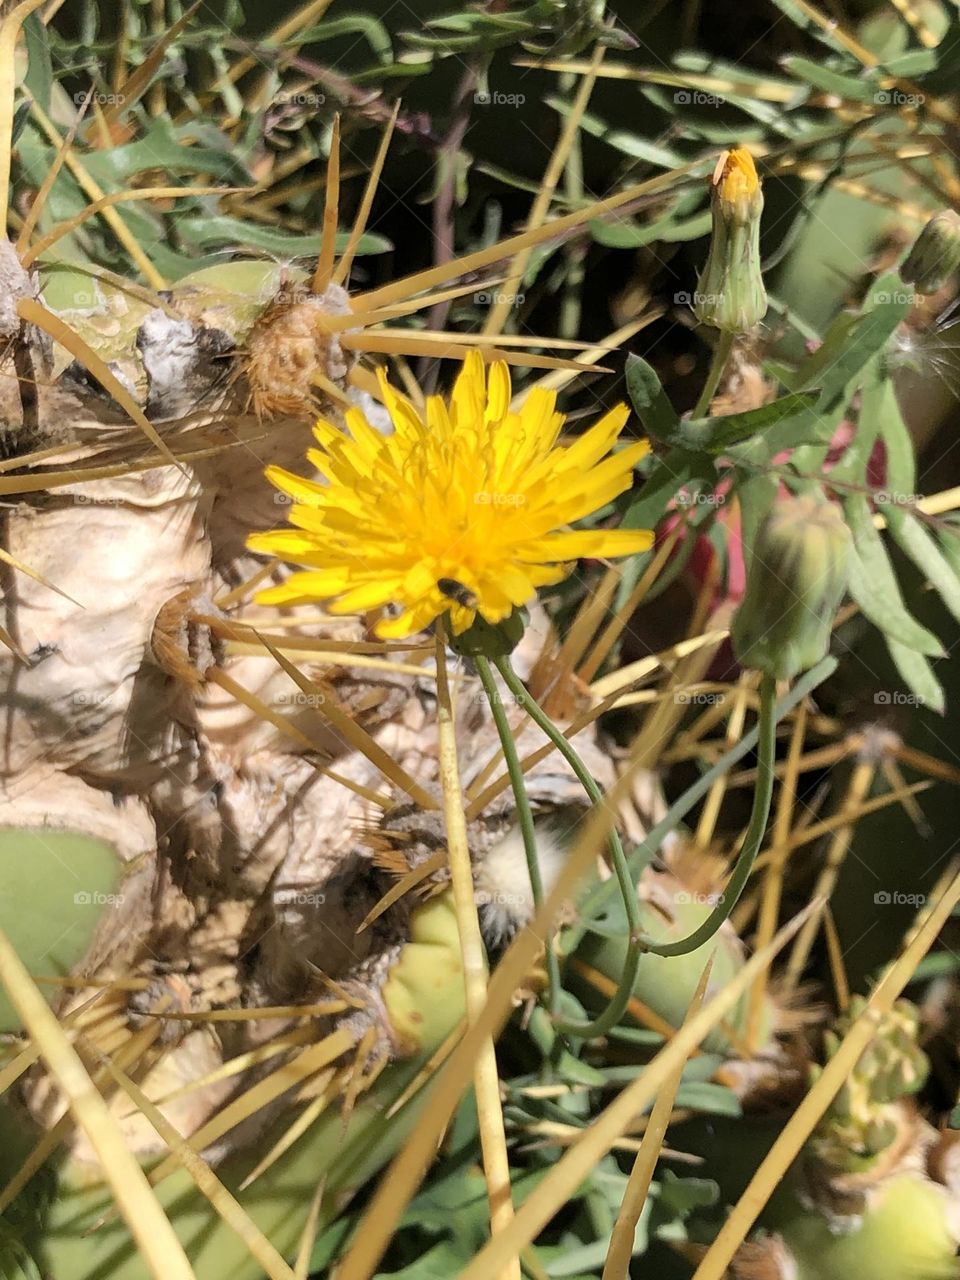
[450,609,526,660]
[732,494,851,680]
[900,209,960,295]
[694,148,767,333]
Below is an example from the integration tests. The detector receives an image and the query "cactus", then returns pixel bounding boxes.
[2,3,960,1279]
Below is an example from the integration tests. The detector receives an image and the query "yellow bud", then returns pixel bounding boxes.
[714,147,762,225]
[695,147,767,334]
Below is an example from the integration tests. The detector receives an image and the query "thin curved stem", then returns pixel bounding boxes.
[475,654,562,1014]
[493,655,643,1040]
[575,660,834,931]
[691,329,735,419]
[640,671,778,958]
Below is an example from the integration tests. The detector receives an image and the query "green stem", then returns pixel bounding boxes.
[573,657,835,940]
[474,654,562,1014]
[493,655,643,1040]
[640,671,778,958]
[691,329,735,419]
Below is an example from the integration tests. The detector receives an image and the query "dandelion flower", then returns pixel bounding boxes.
[248,351,653,639]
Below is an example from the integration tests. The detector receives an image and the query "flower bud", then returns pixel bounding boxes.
[449,609,526,659]
[694,147,767,333]
[900,209,960,295]
[731,493,851,680]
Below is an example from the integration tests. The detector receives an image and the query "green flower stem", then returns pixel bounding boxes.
[474,654,562,1014]
[639,671,778,957]
[574,657,835,939]
[691,329,735,419]
[492,655,644,1040]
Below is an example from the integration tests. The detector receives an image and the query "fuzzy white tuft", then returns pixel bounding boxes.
[474,824,566,948]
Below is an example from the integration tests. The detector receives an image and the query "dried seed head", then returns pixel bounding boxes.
[241,280,356,419]
[150,589,223,687]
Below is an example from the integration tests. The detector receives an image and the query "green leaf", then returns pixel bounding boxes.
[0,1223,41,1280]
[886,513,960,626]
[673,1081,742,1116]
[683,391,820,453]
[295,15,393,61]
[815,286,911,407]
[886,637,945,716]
[780,55,878,102]
[844,497,945,657]
[880,50,937,78]
[174,214,391,256]
[588,217,648,249]
[23,13,53,113]
[624,354,680,445]
[787,310,860,392]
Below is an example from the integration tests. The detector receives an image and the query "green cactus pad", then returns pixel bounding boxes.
[0,828,125,1032]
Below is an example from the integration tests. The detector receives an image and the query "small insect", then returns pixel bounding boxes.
[437,577,479,609]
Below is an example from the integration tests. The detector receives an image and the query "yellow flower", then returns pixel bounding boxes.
[714,146,761,225]
[247,351,653,639]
